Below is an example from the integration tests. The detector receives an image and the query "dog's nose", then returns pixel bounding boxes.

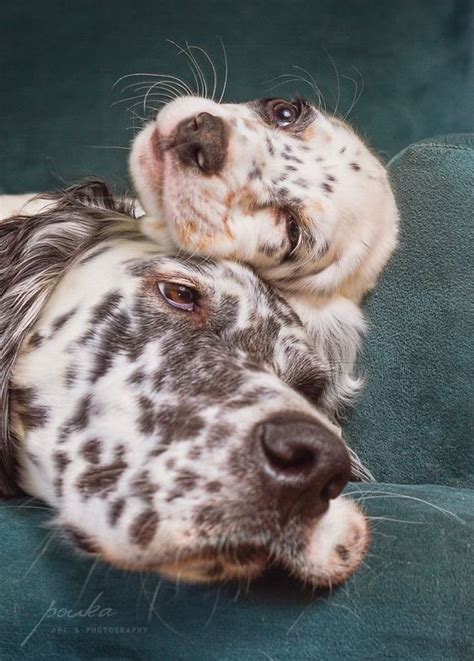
[256,415,351,515]
[172,112,228,175]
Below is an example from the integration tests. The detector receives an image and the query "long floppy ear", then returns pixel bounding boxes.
[0,210,41,496]
[0,179,137,497]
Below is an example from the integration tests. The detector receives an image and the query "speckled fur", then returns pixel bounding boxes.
[0,181,369,585]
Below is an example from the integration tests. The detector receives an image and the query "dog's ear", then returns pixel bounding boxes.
[0,211,34,499]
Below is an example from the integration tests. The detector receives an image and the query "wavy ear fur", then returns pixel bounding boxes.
[0,179,139,497]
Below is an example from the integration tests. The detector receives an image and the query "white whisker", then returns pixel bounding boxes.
[217,36,228,103]
[188,44,217,101]
[324,48,341,115]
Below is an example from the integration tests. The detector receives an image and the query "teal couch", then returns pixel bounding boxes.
[1,133,472,661]
[0,1,472,659]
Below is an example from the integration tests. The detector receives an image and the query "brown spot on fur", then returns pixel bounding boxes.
[109,498,126,526]
[130,510,159,547]
[58,394,93,443]
[188,446,202,460]
[28,332,43,349]
[77,459,127,498]
[166,489,183,502]
[54,477,64,498]
[53,451,70,473]
[195,504,225,529]
[206,423,232,448]
[131,470,159,503]
[11,387,49,431]
[64,365,77,388]
[205,480,223,493]
[175,469,199,490]
[335,544,350,563]
[51,307,77,333]
[128,369,145,385]
[66,527,99,554]
[82,438,102,464]
[236,188,260,216]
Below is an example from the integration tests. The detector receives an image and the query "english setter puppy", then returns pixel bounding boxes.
[130,94,399,412]
[0,181,369,585]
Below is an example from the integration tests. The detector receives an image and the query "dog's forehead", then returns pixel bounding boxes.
[127,253,267,300]
[125,252,302,330]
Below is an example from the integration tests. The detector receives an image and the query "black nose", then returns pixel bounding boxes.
[172,112,228,175]
[256,414,351,516]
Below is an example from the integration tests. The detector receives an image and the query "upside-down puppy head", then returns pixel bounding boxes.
[130,96,398,300]
[1,181,369,586]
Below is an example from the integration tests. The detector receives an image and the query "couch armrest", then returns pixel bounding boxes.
[345,134,473,487]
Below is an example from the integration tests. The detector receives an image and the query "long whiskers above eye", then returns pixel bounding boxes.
[263,68,327,112]
[323,48,341,116]
[114,73,194,96]
[113,70,197,124]
[187,44,218,101]
[168,40,208,98]
[217,36,228,104]
[114,38,230,126]
[341,65,365,120]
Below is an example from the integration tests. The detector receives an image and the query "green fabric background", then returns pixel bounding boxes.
[346,134,474,488]
[1,1,473,659]
[1,0,472,193]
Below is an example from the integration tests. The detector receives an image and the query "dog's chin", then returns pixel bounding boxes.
[71,497,369,587]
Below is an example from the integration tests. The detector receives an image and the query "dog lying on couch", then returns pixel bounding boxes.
[0,93,398,587]
[0,180,369,586]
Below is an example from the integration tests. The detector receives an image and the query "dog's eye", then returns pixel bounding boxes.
[285,213,302,256]
[158,282,199,311]
[269,100,300,128]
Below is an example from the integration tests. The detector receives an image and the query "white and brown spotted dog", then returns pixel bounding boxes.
[130,95,399,412]
[0,181,369,586]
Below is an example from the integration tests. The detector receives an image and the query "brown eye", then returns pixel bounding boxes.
[158,282,199,311]
[286,213,302,256]
[269,100,300,128]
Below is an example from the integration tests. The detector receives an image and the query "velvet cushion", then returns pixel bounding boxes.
[1,0,471,194]
[346,134,474,488]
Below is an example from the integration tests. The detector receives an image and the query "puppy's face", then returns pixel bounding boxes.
[130,96,398,297]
